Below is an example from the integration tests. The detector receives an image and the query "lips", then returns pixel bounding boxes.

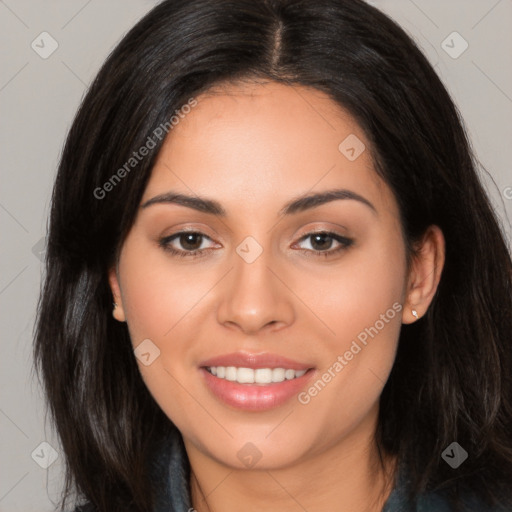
[200,352,311,370]
[199,352,315,411]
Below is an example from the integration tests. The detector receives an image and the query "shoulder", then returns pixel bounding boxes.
[69,428,189,512]
[417,492,512,512]
[385,488,511,512]
[384,466,512,512]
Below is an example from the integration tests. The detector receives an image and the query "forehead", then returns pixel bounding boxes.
[143,81,395,218]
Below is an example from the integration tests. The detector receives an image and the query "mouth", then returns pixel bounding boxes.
[198,352,316,411]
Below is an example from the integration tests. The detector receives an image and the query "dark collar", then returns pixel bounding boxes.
[150,427,192,512]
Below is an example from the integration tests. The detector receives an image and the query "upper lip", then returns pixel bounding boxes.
[200,351,313,371]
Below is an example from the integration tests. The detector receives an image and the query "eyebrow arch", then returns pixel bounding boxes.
[141,192,225,215]
[140,188,377,216]
[280,189,377,216]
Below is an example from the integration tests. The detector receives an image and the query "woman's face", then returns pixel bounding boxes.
[110,80,413,469]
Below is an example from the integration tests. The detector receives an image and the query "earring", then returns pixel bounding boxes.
[112,301,126,322]
[411,309,419,319]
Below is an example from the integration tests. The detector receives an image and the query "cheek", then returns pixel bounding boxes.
[117,238,211,432]
[117,234,224,421]
[294,228,406,429]
[118,232,215,345]
[297,224,406,352]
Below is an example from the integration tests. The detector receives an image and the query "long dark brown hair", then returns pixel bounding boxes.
[34,0,512,510]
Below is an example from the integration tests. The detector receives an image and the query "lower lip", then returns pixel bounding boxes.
[200,368,315,411]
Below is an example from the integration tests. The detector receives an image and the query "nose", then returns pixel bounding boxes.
[216,244,295,335]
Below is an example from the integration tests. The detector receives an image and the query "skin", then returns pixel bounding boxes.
[109,80,445,511]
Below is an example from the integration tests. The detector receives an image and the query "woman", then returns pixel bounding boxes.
[34,0,512,511]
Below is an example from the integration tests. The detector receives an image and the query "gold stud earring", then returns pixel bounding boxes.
[411,309,419,319]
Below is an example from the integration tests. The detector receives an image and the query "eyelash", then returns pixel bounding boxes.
[158,230,354,259]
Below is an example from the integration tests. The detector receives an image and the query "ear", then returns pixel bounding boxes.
[402,225,445,324]
[108,266,126,322]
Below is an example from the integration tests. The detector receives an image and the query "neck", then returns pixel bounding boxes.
[186,410,397,512]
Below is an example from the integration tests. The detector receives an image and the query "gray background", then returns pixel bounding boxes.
[1,0,511,510]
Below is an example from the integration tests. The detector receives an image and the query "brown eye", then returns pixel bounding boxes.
[159,231,217,258]
[178,233,203,251]
[309,233,335,251]
[295,231,353,257]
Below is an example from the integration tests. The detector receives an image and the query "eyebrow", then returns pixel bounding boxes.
[140,188,377,216]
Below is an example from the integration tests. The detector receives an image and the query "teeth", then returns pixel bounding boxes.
[272,368,285,382]
[206,366,307,384]
[225,366,237,381]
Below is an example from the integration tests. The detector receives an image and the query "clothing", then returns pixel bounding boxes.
[74,428,510,511]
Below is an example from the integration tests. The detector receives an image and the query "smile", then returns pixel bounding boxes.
[199,352,315,411]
